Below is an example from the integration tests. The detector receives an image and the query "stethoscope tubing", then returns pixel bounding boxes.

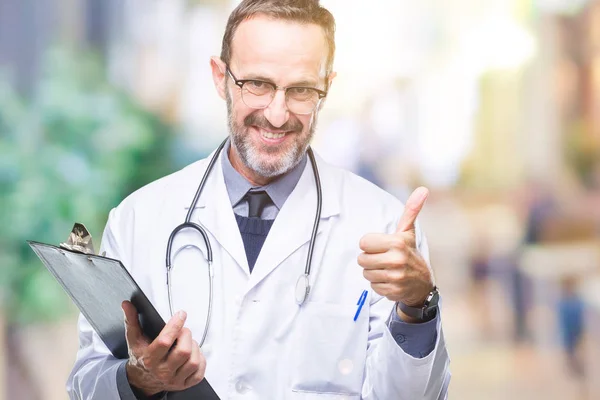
[164,140,225,347]
[165,138,321,348]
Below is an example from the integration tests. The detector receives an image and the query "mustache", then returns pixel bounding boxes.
[244,111,303,132]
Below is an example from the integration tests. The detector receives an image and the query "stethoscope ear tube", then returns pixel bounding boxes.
[298,147,322,305]
[165,222,214,348]
[184,139,228,224]
[167,138,227,270]
[164,139,226,347]
[166,222,213,270]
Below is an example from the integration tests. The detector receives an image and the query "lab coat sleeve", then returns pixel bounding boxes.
[66,207,137,400]
[361,225,451,400]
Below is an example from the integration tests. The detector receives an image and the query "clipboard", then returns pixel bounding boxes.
[27,240,220,400]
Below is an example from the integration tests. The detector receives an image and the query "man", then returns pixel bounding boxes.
[67,0,450,398]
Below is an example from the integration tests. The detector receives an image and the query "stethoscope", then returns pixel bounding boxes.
[165,138,322,347]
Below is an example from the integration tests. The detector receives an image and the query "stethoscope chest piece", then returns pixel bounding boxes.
[295,274,310,305]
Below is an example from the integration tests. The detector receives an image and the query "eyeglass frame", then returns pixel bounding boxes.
[225,65,329,114]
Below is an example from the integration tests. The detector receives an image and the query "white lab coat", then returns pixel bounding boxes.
[67,149,450,399]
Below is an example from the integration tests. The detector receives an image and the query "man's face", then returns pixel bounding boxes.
[214,16,331,181]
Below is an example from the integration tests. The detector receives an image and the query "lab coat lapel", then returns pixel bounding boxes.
[189,150,250,275]
[247,154,340,291]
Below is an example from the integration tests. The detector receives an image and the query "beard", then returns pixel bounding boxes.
[226,91,317,179]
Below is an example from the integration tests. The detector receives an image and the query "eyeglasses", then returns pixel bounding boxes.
[226,66,328,115]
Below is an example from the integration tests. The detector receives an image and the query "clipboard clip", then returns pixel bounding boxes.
[59,222,96,255]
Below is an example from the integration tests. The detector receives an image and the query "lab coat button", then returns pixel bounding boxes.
[235,379,250,394]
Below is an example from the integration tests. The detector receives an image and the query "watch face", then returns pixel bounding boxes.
[426,289,440,309]
[422,290,439,320]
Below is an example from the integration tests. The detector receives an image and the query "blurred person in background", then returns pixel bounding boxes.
[511,180,558,343]
[469,238,493,338]
[557,275,585,378]
[66,0,450,399]
[523,181,556,245]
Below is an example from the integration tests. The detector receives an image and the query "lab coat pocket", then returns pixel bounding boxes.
[291,301,367,397]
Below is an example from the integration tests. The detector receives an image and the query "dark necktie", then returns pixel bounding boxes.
[246,190,272,218]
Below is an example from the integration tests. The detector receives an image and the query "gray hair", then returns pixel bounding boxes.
[220,0,336,75]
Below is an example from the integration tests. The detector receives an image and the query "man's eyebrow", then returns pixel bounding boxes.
[288,79,319,87]
[242,73,276,83]
[239,73,319,88]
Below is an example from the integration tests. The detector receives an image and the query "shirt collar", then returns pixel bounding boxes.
[221,139,307,210]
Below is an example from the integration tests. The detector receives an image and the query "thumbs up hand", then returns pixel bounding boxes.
[358,187,434,321]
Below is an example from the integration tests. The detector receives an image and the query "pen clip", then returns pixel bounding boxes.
[357,290,367,305]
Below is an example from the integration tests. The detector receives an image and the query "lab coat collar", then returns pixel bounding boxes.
[184,145,341,283]
[247,149,340,291]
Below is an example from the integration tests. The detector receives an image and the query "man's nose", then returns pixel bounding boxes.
[263,90,290,128]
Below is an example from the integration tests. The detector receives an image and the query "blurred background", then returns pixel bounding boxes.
[1,0,600,399]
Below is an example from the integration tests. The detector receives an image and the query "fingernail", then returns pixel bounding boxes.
[122,309,128,324]
[177,310,187,321]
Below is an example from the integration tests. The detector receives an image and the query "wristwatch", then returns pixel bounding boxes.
[396,286,439,321]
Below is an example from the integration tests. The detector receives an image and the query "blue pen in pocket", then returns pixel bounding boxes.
[353,290,368,322]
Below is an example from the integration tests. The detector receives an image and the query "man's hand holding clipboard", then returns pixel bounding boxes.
[123,302,207,397]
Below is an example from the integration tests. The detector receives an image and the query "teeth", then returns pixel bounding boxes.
[261,129,285,139]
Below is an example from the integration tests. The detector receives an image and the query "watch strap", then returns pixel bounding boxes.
[396,286,439,321]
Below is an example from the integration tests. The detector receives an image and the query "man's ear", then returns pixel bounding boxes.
[210,56,227,100]
[328,71,337,88]
[318,71,337,110]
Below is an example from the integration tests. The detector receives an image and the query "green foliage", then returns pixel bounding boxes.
[0,48,175,324]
